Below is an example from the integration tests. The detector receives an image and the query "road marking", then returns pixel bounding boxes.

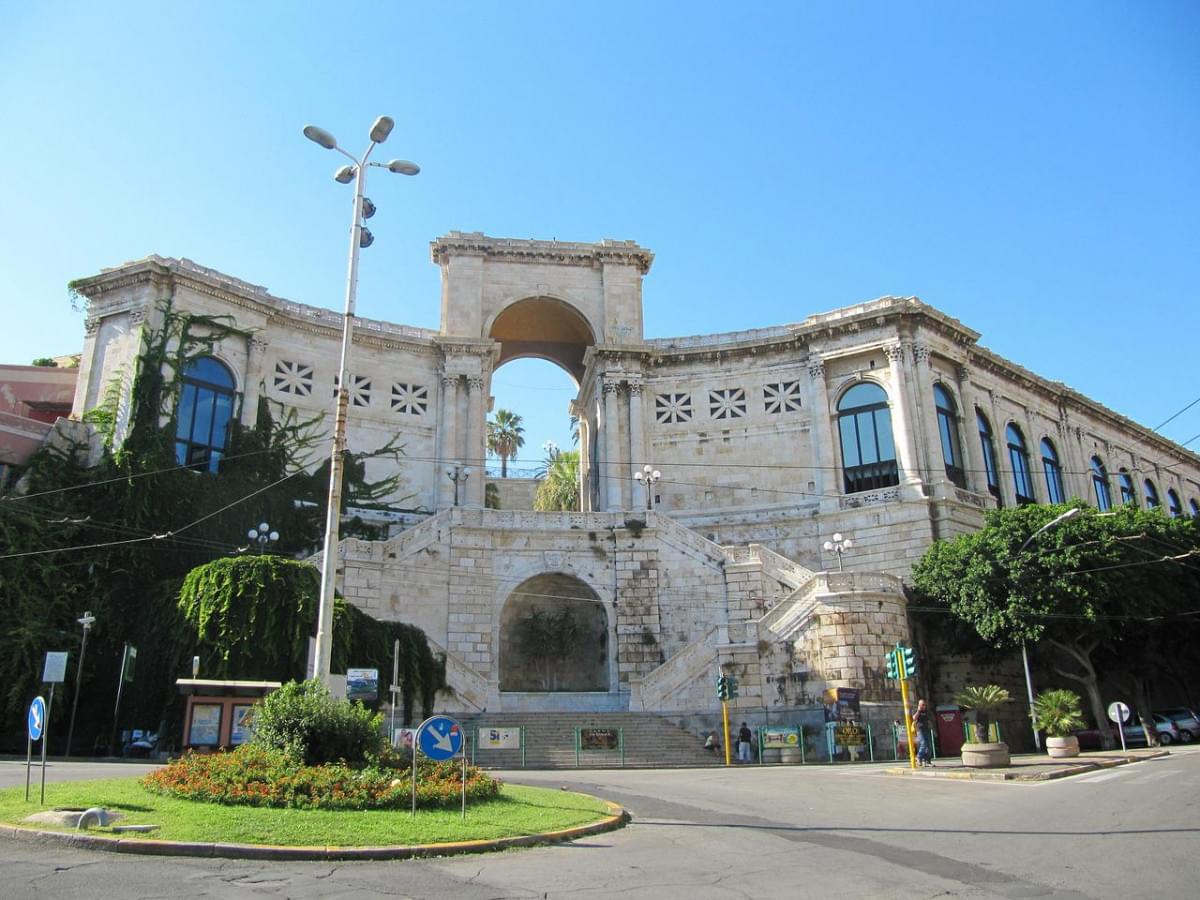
[1073,770,1128,784]
[1130,770,1171,783]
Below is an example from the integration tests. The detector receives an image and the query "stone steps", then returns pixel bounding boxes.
[457,712,725,769]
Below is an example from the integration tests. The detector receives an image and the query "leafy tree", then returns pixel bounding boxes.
[486,409,525,478]
[517,608,583,691]
[30,357,57,367]
[954,684,1011,743]
[485,481,500,509]
[911,503,1200,748]
[534,449,580,511]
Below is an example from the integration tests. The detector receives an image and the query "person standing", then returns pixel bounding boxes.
[914,699,934,766]
[737,722,753,763]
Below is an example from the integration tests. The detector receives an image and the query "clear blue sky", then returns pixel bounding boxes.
[2,2,1197,468]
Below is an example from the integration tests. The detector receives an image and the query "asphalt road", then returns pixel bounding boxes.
[1,749,1197,899]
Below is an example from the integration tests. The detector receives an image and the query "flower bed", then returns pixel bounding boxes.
[142,745,500,811]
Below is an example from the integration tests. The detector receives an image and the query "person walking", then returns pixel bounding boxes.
[914,699,934,766]
[737,722,753,763]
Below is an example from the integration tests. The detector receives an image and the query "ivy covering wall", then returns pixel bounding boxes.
[0,299,441,752]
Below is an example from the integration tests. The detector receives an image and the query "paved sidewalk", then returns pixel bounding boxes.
[884,747,1169,781]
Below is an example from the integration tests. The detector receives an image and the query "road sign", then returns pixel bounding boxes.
[416,715,463,760]
[28,696,46,741]
[1107,701,1131,724]
[43,652,69,684]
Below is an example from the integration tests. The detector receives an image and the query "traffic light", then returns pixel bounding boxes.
[717,675,729,701]
[885,650,898,680]
[901,645,917,678]
[727,677,740,700]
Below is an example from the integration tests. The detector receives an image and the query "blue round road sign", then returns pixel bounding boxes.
[416,715,463,760]
[28,696,46,742]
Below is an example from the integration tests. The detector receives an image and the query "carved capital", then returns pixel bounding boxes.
[912,344,931,365]
[807,362,825,380]
[467,376,485,392]
[128,306,148,327]
[84,317,101,336]
[602,379,621,395]
[955,364,970,382]
[884,343,906,364]
[628,381,643,396]
[441,373,460,389]
[249,335,269,353]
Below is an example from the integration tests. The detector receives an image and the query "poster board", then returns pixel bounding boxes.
[479,727,522,750]
[229,705,255,746]
[189,704,222,747]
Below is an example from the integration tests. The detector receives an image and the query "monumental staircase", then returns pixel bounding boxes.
[457,711,724,769]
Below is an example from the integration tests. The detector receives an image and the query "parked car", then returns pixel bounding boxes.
[1154,708,1199,743]
[1073,714,1180,750]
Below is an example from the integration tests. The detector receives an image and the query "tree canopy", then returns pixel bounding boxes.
[486,409,525,478]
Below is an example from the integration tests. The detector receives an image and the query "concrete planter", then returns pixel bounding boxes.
[1045,735,1080,759]
[960,741,1011,768]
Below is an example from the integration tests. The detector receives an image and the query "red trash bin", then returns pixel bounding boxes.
[935,705,964,756]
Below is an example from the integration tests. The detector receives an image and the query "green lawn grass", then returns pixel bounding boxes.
[0,778,611,847]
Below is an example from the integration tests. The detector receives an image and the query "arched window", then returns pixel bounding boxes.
[1144,479,1160,509]
[175,356,236,473]
[1006,424,1034,505]
[977,410,1002,505]
[1167,489,1182,518]
[1118,469,1137,506]
[1191,498,1200,518]
[837,382,899,494]
[1091,457,1112,511]
[933,384,965,488]
[1040,438,1065,504]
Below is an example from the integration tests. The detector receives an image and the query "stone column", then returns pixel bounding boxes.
[603,378,623,511]
[1023,408,1044,503]
[807,360,837,501]
[628,379,645,473]
[912,343,943,485]
[1059,419,1088,502]
[437,373,459,510]
[240,336,268,427]
[885,344,921,486]
[988,392,1018,508]
[956,365,987,497]
[466,376,486,507]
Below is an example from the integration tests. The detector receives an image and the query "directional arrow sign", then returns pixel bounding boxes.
[28,696,46,742]
[416,715,463,761]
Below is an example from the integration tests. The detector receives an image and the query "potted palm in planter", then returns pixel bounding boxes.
[955,684,1011,767]
[1032,689,1085,758]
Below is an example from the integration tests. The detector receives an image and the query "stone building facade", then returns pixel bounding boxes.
[67,234,1200,723]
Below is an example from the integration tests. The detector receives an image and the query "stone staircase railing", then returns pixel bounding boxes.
[629,625,719,712]
[650,512,731,566]
[723,543,817,593]
[425,635,489,713]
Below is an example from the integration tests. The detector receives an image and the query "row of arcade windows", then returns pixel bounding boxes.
[838,378,1195,518]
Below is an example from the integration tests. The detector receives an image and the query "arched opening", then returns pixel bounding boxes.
[499,574,608,692]
[488,296,595,383]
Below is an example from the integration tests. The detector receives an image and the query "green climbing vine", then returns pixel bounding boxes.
[0,297,436,752]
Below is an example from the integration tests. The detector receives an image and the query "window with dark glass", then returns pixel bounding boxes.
[977,411,1002,505]
[1091,457,1112,511]
[1191,498,1200,518]
[1006,424,1035,504]
[1118,470,1137,506]
[1144,479,1160,509]
[837,382,899,493]
[1167,489,1182,518]
[933,384,965,488]
[175,357,236,473]
[1040,437,1065,504]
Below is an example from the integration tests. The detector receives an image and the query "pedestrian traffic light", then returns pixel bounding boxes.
[901,645,917,678]
[717,675,729,701]
[727,676,739,699]
[885,650,898,680]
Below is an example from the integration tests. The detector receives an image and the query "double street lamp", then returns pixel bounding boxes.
[304,116,419,685]
[446,465,472,507]
[247,521,279,554]
[822,532,853,572]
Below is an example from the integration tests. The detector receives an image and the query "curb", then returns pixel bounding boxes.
[0,801,630,861]
[883,750,1169,782]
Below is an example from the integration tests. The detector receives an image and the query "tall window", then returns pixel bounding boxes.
[1144,479,1160,509]
[933,384,965,488]
[837,382,899,493]
[1040,438,1065,504]
[1006,424,1035,505]
[1191,498,1200,518]
[977,411,1002,505]
[1091,457,1112,511]
[1118,469,1137,506]
[1167,489,1182,518]
[175,357,236,473]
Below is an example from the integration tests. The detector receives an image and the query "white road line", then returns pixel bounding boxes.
[1073,770,1128,784]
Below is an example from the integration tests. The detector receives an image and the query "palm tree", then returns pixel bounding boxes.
[534,449,580,511]
[486,409,525,478]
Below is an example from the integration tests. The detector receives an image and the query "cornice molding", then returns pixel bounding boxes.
[430,231,654,275]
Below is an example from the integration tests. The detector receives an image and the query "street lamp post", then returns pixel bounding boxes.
[247,521,280,554]
[447,465,471,507]
[304,116,420,685]
[1017,506,1082,751]
[822,532,853,572]
[64,610,95,758]
[633,464,661,510]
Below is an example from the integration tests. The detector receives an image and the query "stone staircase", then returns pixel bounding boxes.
[458,712,725,769]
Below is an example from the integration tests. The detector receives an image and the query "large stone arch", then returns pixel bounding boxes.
[498,573,611,692]
[487,296,595,383]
